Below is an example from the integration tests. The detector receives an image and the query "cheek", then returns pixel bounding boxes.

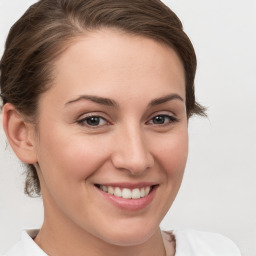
[155,130,188,178]
[35,132,108,212]
[36,129,109,184]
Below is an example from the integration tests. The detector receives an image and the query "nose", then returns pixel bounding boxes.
[111,124,154,176]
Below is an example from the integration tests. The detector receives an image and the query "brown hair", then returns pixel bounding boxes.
[0,0,206,197]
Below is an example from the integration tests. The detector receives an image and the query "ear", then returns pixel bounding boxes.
[2,103,38,164]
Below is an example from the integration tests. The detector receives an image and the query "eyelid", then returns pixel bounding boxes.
[146,112,178,125]
[75,111,178,128]
[77,111,110,120]
[147,110,177,120]
[77,113,111,128]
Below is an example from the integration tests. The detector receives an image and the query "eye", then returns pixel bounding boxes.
[77,115,108,127]
[148,114,177,125]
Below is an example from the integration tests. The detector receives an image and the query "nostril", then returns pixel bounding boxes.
[111,134,154,174]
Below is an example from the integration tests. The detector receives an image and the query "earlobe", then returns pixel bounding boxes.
[2,103,38,164]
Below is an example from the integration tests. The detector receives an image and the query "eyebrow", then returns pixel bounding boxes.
[65,93,184,108]
[149,94,184,106]
[65,95,118,107]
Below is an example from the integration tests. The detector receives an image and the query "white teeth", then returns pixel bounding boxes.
[132,188,140,199]
[98,185,152,199]
[145,186,150,196]
[114,187,122,197]
[108,186,114,195]
[140,188,145,197]
[122,188,132,199]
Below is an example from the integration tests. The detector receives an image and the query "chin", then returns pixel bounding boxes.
[97,224,158,246]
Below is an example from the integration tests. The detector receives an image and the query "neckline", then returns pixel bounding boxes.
[24,229,176,256]
[162,231,176,256]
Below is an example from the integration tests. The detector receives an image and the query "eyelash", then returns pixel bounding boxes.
[147,115,178,126]
[77,114,109,128]
[77,114,178,128]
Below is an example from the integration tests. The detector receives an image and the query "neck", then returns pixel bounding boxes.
[35,223,166,256]
[34,200,167,256]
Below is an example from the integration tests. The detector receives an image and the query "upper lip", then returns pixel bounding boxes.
[95,182,158,189]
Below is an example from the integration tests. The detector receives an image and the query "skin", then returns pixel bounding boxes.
[4,28,188,256]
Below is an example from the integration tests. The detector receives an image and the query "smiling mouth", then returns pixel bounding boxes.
[95,185,156,199]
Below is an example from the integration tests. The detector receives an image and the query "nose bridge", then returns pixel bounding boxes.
[112,122,153,174]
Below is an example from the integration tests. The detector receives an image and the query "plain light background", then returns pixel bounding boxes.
[0,0,255,255]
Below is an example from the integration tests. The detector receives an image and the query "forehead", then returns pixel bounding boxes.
[48,29,185,103]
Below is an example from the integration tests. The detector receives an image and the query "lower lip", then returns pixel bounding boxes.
[96,186,158,211]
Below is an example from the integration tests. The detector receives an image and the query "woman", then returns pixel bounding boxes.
[0,0,241,255]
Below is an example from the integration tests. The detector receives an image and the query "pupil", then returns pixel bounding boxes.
[153,116,165,124]
[87,117,100,126]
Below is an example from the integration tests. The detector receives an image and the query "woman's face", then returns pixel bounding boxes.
[34,29,188,245]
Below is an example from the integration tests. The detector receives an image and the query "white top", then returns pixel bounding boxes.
[3,229,241,256]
